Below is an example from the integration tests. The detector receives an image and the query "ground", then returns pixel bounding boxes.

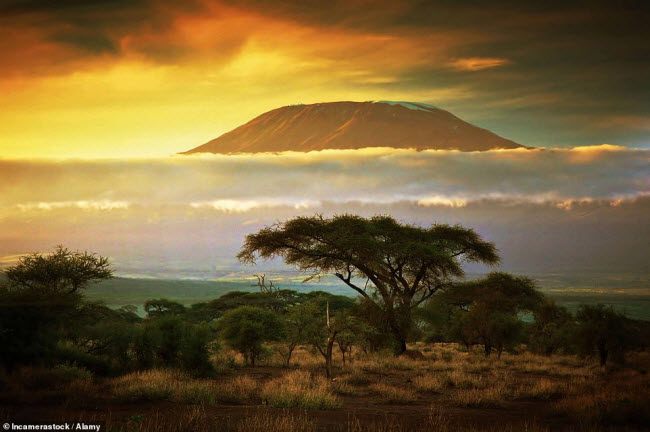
[1,343,648,431]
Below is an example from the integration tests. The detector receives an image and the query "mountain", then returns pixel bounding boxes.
[182,101,524,154]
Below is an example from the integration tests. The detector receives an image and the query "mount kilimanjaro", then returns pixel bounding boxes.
[182,101,524,154]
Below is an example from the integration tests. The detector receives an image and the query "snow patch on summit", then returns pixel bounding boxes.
[374,101,437,111]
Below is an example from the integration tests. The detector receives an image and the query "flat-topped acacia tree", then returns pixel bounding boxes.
[237,214,499,354]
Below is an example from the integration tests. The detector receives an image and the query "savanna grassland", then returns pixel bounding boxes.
[1,344,649,431]
[2,218,649,432]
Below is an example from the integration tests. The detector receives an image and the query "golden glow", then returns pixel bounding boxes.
[0,3,468,158]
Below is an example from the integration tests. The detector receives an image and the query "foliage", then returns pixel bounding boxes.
[4,246,113,294]
[144,298,187,318]
[528,299,575,356]
[0,247,113,371]
[180,323,217,376]
[574,304,637,365]
[219,306,286,366]
[435,272,543,356]
[238,214,499,354]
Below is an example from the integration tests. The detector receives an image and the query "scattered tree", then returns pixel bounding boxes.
[218,306,285,366]
[238,214,499,354]
[439,272,542,357]
[528,299,574,356]
[144,298,187,318]
[575,304,635,366]
[0,247,113,371]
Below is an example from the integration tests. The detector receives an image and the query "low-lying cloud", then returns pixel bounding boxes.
[0,146,647,212]
[0,146,647,278]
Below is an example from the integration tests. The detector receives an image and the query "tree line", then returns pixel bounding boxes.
[1,215,648,379]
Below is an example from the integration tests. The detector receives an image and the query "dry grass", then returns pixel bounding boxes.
[229,409,317,432]
[260,370,340,409]
[510,378,566,400]
[11,364,93,391]
[369,382,418,403]
[413,373,453,393]
[451,386,507,408]
[556,368,650,427]
[112,370,187,402]
[4,344,648,431]
[342,368,371,386]
[111,369,260,404]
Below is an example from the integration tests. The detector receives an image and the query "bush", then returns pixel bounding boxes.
[219,306,285,366]
[180,323,217,376]
[54,345,112,376]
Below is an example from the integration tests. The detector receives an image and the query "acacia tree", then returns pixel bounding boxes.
[0,246,113,370]
[237,214,499,354]
[439,272,542,357]
[144,298,187,318]
[219,306,285,366]
[575,304,636,366]
[4,245,113,294]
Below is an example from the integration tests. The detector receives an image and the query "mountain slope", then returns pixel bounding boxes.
[182,101,524,154]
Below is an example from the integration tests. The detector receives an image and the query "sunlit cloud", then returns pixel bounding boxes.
[0,146,646,212]
[189,199,320,213]
[447,57,510,71]
[417,196,468,207]
[15,200,130,211]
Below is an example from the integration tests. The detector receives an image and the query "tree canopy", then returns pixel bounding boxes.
[4,245,113,294]
[238,214,499,353]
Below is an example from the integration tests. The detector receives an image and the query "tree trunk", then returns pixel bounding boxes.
[391,327,408,355]
[484,344,492,357]
[599,345,608,366]
[348,346,353,364]
[285,345,295,367]
[324,301,337,379]
[325,335,335,379]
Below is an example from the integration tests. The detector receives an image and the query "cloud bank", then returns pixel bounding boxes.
[0,146,647,211]
[0,146,648,278]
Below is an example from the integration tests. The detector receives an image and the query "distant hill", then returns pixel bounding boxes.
[182,101,524,154]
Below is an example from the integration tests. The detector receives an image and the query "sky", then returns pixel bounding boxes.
[0,1,648,285]
[1,0,649,157]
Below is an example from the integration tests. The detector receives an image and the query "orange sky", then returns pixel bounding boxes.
[1,1,648,157]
